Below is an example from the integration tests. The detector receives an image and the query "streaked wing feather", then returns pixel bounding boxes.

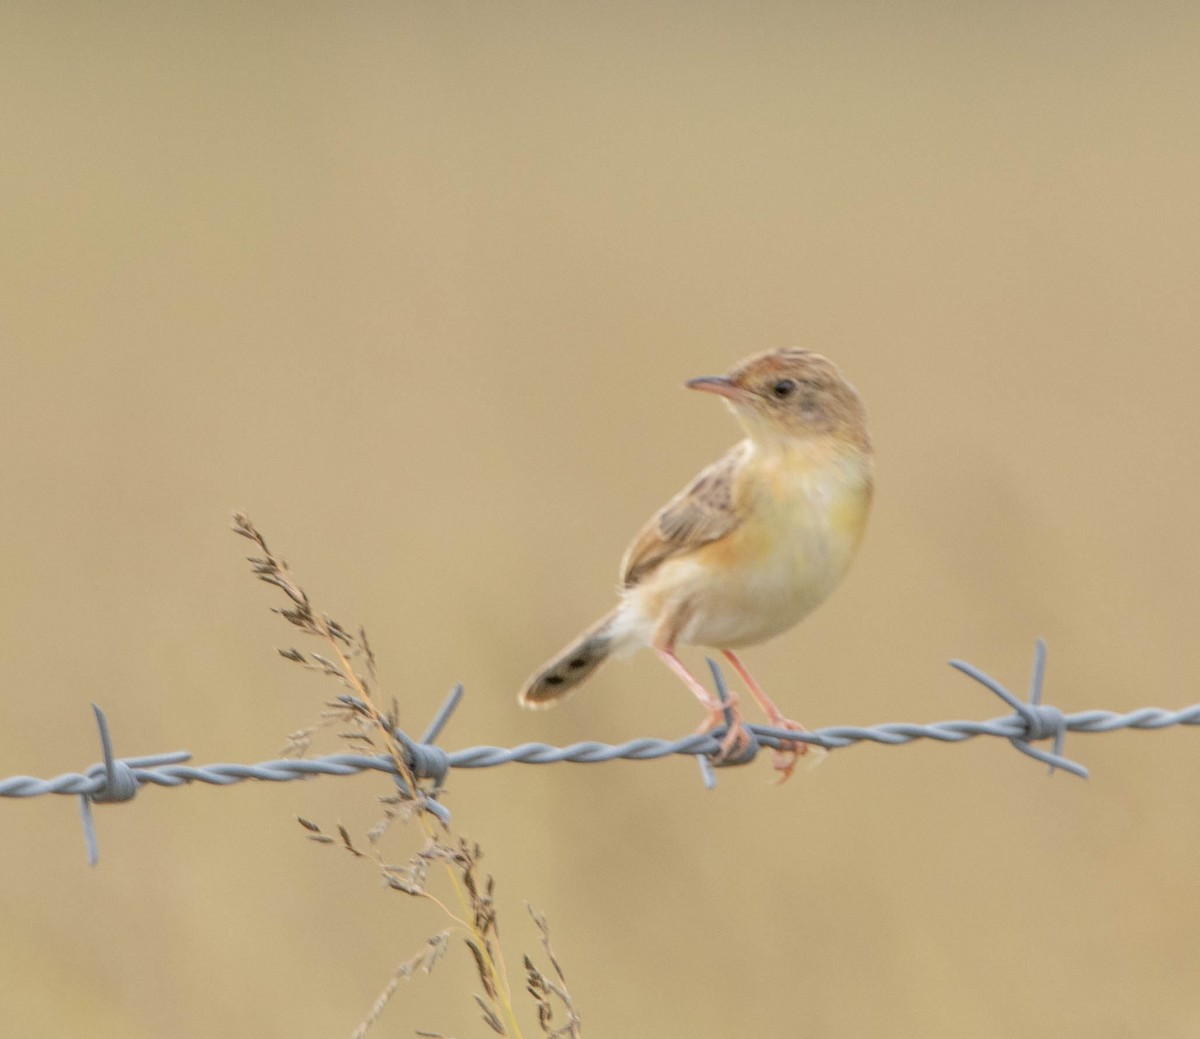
[620,442,747,588]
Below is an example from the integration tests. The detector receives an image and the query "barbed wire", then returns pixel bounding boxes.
[3,640,1197,866]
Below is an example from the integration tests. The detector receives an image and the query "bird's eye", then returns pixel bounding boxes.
[771,378,797,399]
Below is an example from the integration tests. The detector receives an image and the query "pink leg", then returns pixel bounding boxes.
[721,649,825,780]
[654,645,750,761]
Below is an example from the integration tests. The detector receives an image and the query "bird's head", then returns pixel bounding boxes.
[686,349,871,453]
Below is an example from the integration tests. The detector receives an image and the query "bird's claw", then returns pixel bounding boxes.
[695,695,754,764]
[714,718,754,763]
[770,718,826,782]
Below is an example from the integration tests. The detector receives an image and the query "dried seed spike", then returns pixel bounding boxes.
[420,931,450,974]
[230,512,258,540]
[526,903,577,1032]
[385,878,417,894]
[257,573,307,605]
[338,824,362,857]
[272,606,315,629]
[465,941,497,999]
[474,996,505,1035]
[372,804,397,829]
[359,625,378,678]
[280,734,313,759]
[296,816,322,834]
[324,615,353,644]
[310,653,346,678]
[383,866,425,894]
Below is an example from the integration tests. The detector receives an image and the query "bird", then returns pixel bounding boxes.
[519,348,873,777]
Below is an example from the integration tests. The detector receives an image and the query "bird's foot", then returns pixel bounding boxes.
[695,696,753,763]
[768,717,826,782]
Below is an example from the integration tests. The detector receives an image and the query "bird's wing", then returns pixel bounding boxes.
[620,441,748,588]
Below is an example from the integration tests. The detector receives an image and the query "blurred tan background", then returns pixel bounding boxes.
[2,3,1199,1036]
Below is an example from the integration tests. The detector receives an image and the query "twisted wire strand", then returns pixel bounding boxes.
[2,640,1195,864]
[6,705,1196,802]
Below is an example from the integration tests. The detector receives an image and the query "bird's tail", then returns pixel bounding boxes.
[519,608,621,708]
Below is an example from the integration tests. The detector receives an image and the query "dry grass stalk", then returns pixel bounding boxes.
[232,513,580,1038]
[524,907,582,1038]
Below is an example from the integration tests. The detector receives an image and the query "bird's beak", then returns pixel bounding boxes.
[685,375,748,402]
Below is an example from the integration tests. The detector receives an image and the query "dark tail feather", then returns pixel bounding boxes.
[519,609,619,708]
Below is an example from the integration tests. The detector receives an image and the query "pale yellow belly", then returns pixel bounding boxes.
[620,465,871,651]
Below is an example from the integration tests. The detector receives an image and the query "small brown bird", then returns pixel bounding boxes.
[519,348,873,776]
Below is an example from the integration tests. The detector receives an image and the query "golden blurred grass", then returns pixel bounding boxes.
[2,3,1200,1037]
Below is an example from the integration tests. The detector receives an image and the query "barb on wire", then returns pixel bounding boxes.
[949,638,1073,776]
[4,640,1198,866]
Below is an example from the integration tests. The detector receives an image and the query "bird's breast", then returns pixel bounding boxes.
[632,446,872,650]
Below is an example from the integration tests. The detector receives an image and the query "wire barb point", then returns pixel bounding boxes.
[949,639,1087,779]
[79,704,141,867]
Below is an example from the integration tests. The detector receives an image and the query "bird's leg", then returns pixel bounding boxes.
[654,645,750,761]
[721,649,825,779]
